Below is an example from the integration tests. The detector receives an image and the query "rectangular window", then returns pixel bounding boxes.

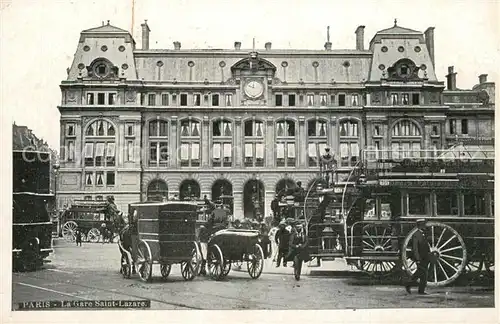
[275,94,283,106]
[338,94,346,106]
[402,93,410,105]
[159,142,168,163]
[96,172,104,186]
[172,94,177,105]
[97,93,105,105]
[84,142,94,166]
[225,94,232,106]
[412,93,420,105]
[161,94,169,106]
[106,143,115,166]
[180,94,188,106]
[288,94,296,106]
[126,140,134,161]
[212,94,220,106]
[67,140,75,161]
[431,124,439,136]
[374,125,380,136]
[408,193,428,215]
[126,123,134,136]
[223,143,232,167]
[449,119,456,135]
[299,94,304,105]
[212,143,222,167]
[85,172,93,186]
[340,143,349,167]
[244,143,253,166]
[180,143,189,166]
[391,94,398,105]
[149,142,158,164]
[351,94,359,106]
[320,94,327,106]
[307,94,314,106]
[255,143,264,166]
[436,191,458,216]
[193,94,201,106]
[191,143,200,167]
[148,94,156,106]
[87,93,94,105]
[461,119,468,134]
[287,143,296,166]
[108,93,116,105]
[330,94,335,106]
[464,191,486,216]
[66,123,75,136]
[276,143,285,167]
[106,172,115,186]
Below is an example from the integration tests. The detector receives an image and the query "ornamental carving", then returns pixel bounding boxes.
[386,59,421,82]
[126,91,136,103]
[67,91,77,102]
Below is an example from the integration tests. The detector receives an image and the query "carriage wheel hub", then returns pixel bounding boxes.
[374,245,384,252]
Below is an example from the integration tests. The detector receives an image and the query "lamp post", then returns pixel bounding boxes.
[52,162,60,237]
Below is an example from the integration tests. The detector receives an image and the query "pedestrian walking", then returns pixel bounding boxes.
[275,220,291,267]
[75,227,82,246]
[405,219,431,295]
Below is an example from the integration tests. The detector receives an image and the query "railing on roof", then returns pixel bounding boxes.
[362,148,494,163]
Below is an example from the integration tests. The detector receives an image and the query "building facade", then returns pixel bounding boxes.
[57,20,495,218]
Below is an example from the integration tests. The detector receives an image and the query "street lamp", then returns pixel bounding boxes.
[52,162,60,237]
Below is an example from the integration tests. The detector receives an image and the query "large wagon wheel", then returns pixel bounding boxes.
[247,244,264,279]
[121,252,132,279]
[62,221,77,242]
[137,240,153,282]
[402,222,467,287]
[160,264,172,280]
[193,242,202,276]
[181,246,200,281]
[358,224,398,278]
[484,252,494,280]
[207,244,224,281]
[87,228,101,243]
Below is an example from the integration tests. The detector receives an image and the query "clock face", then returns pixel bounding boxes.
[244,80,264,98]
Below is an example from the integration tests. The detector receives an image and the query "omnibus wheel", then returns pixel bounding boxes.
[247,244,264,279]
[402,222,466,287]
[62,221,77,242]
[137,240,152,282]
[207,244,224,281]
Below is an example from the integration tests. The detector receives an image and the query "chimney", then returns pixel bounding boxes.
[141,20,151,50]
[355,26,365,50]
[479,74,488,84]
[265,42,272,50]
[234,41,241,50]
[424,27,435,69]
[173,41,181,50]
[446,66,457,90]
[324,26,332,50]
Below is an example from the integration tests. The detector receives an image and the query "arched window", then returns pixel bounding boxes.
[339,119,360,167]
[212,119,233,167]
[276,119,296,167]
[179,119,201,167]
[391,120,422,159]
[307,119,328,167]
[244,119,264,167]
[179,179,201,201]
[83,119,116,187]
[147,179,168,202]
[148,120,168,166]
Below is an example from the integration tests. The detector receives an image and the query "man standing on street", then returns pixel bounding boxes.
[275,220,291,267]
[405,219,430,295]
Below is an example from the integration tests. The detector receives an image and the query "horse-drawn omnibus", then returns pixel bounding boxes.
[12,150,54,271]
[302,146,494,286]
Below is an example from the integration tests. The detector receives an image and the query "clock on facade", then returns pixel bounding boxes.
[244,80,264,98]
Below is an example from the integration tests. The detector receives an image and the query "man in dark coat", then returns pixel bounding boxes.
[271,196,280,225]
[275,220,291,267]
[405,219,431,295]
[293,181,305,203]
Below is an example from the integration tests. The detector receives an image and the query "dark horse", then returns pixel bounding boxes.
[115,214,136,277]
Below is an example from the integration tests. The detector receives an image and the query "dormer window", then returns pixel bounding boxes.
[400,65,409,76]
[96,63,108,77]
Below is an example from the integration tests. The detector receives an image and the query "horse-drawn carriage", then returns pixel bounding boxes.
[120,201,202,282]
[206,229,266,280]
[61,200,116,243]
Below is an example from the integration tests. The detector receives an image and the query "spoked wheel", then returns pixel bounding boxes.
[294,255,303,281]
[62,221,77,242]
[221,260,232,278]
[484,252,494,280]
[192,242,202,276]
[87,228,101,243]
[360,224,399,278]
[462,245,485,281]
[181,247,200,281]
[207,244,224,281]
[160,264,172,280]
[247,244,264,279]
[402,222,467,287]
[136,241,152,282]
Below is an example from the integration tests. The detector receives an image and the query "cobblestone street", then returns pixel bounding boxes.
[12,241,494,310]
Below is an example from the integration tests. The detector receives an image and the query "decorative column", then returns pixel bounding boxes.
[202,116,210,168]
[170,116,178,168]
[330,116,337,154]
[266,116,274,167]
[298,116,306,167]
[234,117,242,167]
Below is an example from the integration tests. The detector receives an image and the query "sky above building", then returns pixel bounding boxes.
[1,0,498,149]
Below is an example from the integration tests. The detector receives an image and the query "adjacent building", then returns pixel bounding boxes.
[57,20,495,218]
